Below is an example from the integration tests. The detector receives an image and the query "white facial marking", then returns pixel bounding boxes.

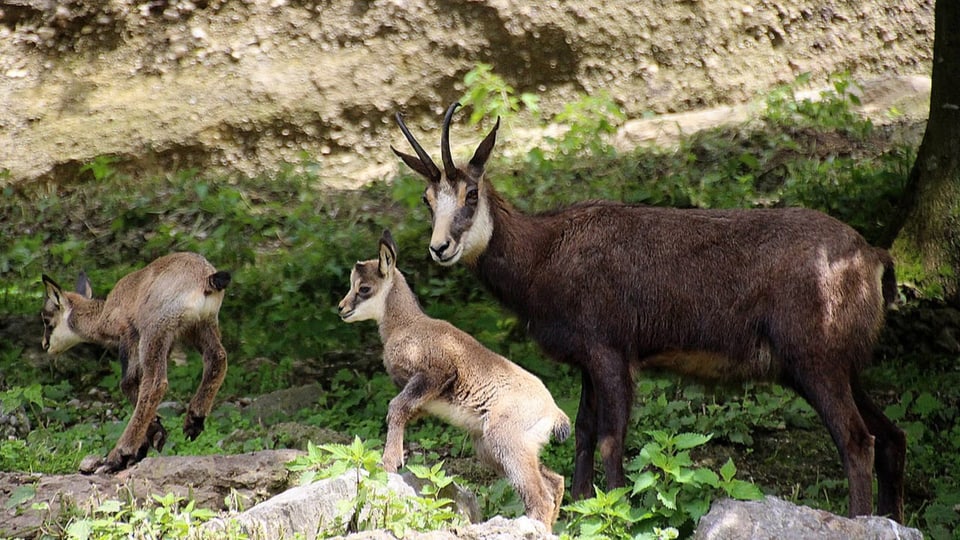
[430,185,463,265]
[46,306,85,354]
[342,272,391,324]
[459,188,493,264]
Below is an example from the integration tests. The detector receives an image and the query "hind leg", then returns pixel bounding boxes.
[540,463,565,527]
[183,322,228,440]
[793,370,875,517]
[482,428,556,528]
[852,376,906,522]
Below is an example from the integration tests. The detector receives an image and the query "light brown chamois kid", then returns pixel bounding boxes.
[391,102,906,522]
[338,230,570,528]
[41,252,230,473]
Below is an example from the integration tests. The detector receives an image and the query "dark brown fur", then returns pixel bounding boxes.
[393,103,906,522]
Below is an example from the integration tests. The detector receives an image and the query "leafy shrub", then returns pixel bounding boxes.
[562,431,763,539]
[286,437,465,537]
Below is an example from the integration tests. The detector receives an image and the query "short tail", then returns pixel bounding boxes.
[553,411,572,443]
[207,271,232,292]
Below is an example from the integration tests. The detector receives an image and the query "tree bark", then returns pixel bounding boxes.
[891,0,960,305]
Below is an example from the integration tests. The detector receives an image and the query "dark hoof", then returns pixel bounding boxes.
[147,416,168,453]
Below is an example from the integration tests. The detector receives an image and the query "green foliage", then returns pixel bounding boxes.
[460,63,539,126]
[563,431,762,539]
[763,72,873,137]
[286,437,465,537]
[0,65,951,536]
[62,493,229,540]
[630,379,815,447]
[78,155,118,182]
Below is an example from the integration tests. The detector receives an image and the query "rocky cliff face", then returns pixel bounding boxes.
[0,0,933,188]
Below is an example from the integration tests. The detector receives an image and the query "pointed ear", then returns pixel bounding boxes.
[378,229,398,277]
[392,147,440,183]
[467,117,500,176]
[76,272,93,299]
[42,274,65,308]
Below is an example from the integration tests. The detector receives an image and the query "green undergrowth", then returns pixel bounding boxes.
[0,68,956,537]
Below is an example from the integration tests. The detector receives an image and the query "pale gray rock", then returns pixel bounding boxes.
[693,496,924,540]
[203,470,484,540]
[0,450,302,539]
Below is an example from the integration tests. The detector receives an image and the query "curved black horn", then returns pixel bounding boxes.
[395,112,441,182]
[441,102,461,181]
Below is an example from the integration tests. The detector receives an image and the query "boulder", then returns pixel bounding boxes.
[0,449,302,539]
[203,470,486,539]
[693,495,924,540]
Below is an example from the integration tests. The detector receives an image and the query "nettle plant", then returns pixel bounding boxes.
[562,431,763,540]
[286,437,465,537]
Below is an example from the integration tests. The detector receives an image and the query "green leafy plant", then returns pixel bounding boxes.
[460,63,539,126]
[78,155,119,182]
[286,437,466,537]
[763,72,873,137]
[63,493,225,540]
[564,431,763,539]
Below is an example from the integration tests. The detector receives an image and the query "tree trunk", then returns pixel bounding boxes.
[891,0,960,305]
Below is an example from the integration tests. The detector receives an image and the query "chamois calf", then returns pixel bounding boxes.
[391,103,907,522]
[41,252,230,473]
[338,229,571,527]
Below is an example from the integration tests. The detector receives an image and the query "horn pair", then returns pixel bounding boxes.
[395,102,461,183]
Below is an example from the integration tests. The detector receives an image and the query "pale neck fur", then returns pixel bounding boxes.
[378,270,427,342]
[65,293,117,346]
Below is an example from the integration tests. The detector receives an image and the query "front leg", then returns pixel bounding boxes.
[102,333,173,473]
[382,371,453,472]
[572,368,598,499]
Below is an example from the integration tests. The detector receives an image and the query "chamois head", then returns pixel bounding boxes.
[40,273,93,354]
[338,230,399,324]
[392,103,499,266]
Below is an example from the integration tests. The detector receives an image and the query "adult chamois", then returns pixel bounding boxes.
[41,252,230,473]
[391,102,906,521]
[338,229,570,527]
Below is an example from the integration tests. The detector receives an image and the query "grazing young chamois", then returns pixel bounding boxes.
[338,229,571,528]
[41,252,231,473]
[391,103,906,522]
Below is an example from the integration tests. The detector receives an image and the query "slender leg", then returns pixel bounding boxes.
[852,376,906,522]
[382,372,452,472]
[102,332,173,472]
[592,348,633,493]
[572,369,598,499]
[795,370,875,517]
[183,322,228,440]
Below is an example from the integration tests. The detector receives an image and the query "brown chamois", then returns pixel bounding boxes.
[338,229,571,528]
[41,252,230,473]
[391,103,906,522]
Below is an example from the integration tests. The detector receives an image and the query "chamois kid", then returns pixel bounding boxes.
[41,252,230,473]
[391,103,907,521]
[338,229,570,527]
